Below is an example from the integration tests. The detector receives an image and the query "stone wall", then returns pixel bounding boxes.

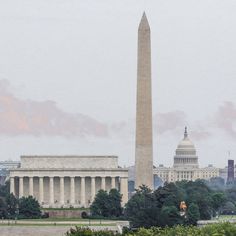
[43,209,89,218]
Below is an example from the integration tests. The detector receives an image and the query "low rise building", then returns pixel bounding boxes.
[9,155,128,208]
[0,160,20,185]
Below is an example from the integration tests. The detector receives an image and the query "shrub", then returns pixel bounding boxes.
[66,223,236,236]
[66,227,121,236]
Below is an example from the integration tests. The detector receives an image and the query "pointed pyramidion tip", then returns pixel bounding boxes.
[139,11,150,31]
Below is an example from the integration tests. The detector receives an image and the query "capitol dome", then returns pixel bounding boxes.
[173,127,199,168]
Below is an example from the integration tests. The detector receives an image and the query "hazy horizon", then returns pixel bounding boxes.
[0,0,236,168]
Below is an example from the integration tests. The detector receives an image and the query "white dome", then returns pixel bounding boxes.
[173,127,199,168]
[175,127,196,155]
[177,137,195,149]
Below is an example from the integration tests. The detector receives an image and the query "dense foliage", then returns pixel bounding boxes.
[125,180,231,228]
[123,184,183,227]
[0,181,41,219]
[18,196,41,218]
[88,178,236,228]
[206,177,236,215]
[90,189,122,218]
[66,223,236,236]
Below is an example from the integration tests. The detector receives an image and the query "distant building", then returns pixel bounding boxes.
[0,160,20,170]
[227,160,235,183]
[220,162,236,183]
[0,161,20,185]
[128,128,220,190]
[153,128,220,184]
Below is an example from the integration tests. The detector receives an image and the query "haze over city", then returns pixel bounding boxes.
[1,0,236,168]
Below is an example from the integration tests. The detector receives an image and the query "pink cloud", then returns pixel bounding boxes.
[0,79,108,137]
[154,110,187,134]
[215,101,236,138]
[110,110,188,138]
[109,102,236,142]
[190,130,211,141]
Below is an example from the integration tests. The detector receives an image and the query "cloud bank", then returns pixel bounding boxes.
[154,110,187,135]
[0,79,108,137]
[1,79,236,143]
[215,101,236,138]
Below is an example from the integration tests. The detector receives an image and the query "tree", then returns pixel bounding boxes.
[91,190,110,217]
[90,189,123,218]
[211,192,226,211]
[221,201,236,215]
[159,206,182,227]
[183,180,213,220]
[0,197,7,218]
[5,193,18,217]
[108,189,122,217]
[19,196,41,219]
[0,180,9,198]
[125,185,159,228]
[154,182,185,208]
[187,203,200,225]
[226,187,236,204]
[207,177,225,191]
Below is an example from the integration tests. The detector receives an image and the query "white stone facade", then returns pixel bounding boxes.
[128,128,221,191]
[154,165,220,183]
[9,156,128,208]
[153,128,220,184]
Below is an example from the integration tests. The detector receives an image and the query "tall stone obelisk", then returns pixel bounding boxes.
[135,12,153,189]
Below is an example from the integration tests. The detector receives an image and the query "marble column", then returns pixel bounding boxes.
[120,177,128,206]
[39,177,44,204]
[29,177,34,196]
[60,177,64,205]
[49,177,54,205]
[19,177,24,198]
[111,177,116,189]
[101,177,106,190]
[91,177,96,203]
[80,177,85,207]
[70,177,75,205]
[10,177,15,195]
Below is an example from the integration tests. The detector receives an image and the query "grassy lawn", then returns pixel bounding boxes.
[0,223,115,227]
[0,219,116,226]
[20,218,116,222]
[218,215,236,220]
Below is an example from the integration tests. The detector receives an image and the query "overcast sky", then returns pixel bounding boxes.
[0,0,236,168]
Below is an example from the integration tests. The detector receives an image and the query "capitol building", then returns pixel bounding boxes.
[153,127,220,184]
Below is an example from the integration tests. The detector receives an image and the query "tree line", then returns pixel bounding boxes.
[1,176,236,225]
[91,178,236,228]
[0,181,41,219]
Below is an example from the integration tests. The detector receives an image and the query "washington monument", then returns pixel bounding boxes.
[135,13,154,189]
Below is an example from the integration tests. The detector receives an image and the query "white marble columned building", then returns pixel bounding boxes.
[9,156,128,208]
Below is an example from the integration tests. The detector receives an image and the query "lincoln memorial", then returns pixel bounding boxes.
[9,155,128,208]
